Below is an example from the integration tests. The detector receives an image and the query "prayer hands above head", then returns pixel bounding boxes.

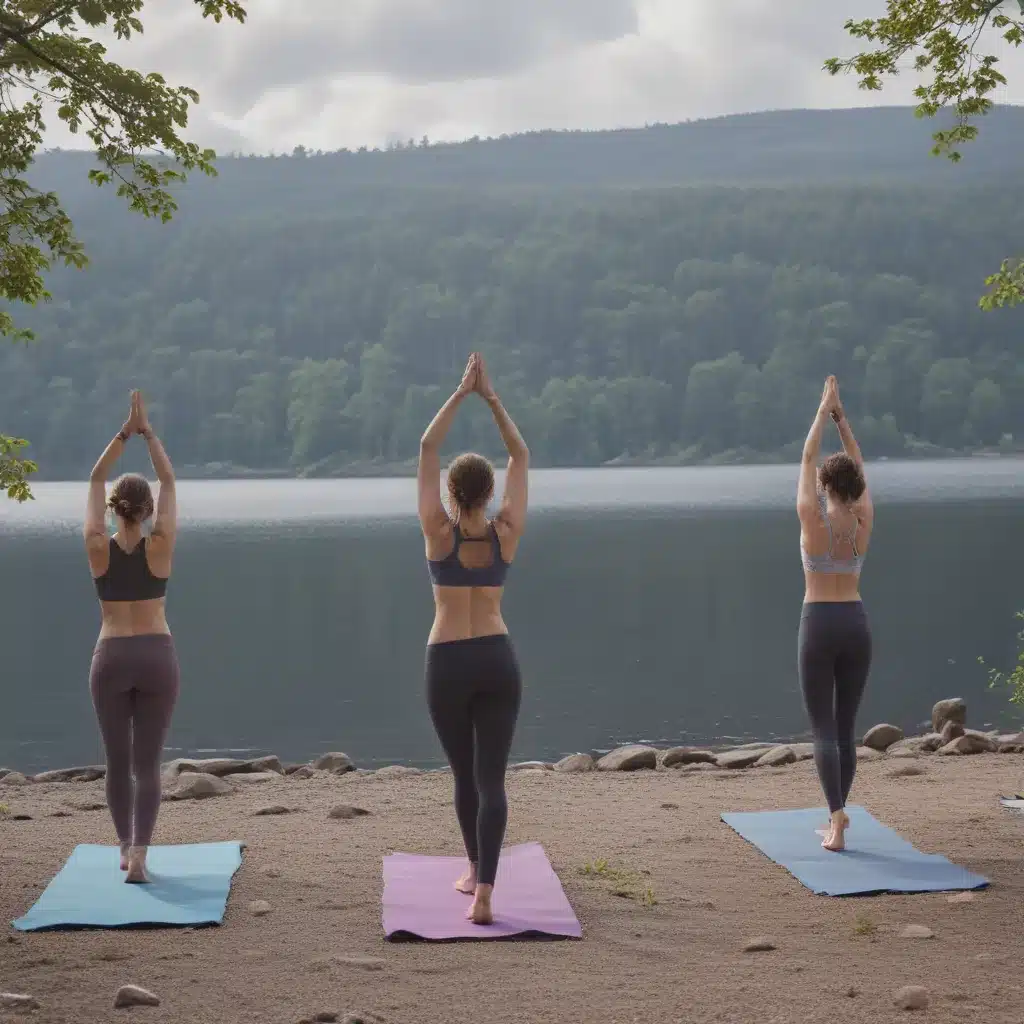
[473,353,496,401]
[457,353,478,396]
[124,391,151,436]
[818,376,839,418]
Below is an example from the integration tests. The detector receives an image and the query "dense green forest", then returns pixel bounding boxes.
[3,107,1022,478]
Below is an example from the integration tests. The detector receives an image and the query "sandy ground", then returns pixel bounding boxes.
[1,755,1023,1024]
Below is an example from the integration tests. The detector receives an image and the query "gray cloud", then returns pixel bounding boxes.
[78,0,1024,154]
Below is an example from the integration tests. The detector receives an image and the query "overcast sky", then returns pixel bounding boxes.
[43,0,1024,154]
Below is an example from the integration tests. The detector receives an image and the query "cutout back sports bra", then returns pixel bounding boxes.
[94,537,169,601]
[801,494,864,575]
[427,521,510,588]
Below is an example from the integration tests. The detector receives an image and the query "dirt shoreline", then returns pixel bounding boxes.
[2,753,1023,1024]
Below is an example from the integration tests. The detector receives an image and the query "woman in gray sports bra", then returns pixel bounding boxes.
[797,376,874,852]
[84,392,178,883]
[417,352,529,925]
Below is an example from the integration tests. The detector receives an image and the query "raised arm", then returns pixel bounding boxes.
[85,399,135,548]
[831,382,872,520]
[476,356,528,535]
[418,355,475,535]
[137,393,177,550]
[798,377,835,522]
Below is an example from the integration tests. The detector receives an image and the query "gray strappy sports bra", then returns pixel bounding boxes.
[801,493,864,575]
[427,521,510,588]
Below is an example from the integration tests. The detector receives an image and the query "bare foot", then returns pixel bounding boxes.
[125,846,149,884]
[119,842,130,871]
[822,810,849,852]
[455,862,477,895]
[467,883,493,925]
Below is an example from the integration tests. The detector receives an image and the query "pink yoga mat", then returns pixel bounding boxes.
[382,842,582,941]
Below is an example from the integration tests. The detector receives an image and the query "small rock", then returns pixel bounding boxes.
[887,764,926,778]
[263,866,282,878]
[863,724,904,751]
[554,753,595,772]
[246,755,285,775]
[253,805,292,816]
[931,698,966,733]
[164,772,233,800]
[596,744,658,771]
[50,810,73,817]
[314,1014,339,1023]
[893,985,929,1011]
[11,813,32,821]
[940,719,965,744]
[661,747,716,768]
[754,745,797,768]
[340,1014,384,1024]
[938,733,997,756]
[899,924,934,939]
[845,987,858,998]
[0,993,40,1011]
[312,752,354,773]
[248,900,272,917]
[70,800,107,811]
[996,732,1024,753]
[946,891,975,904]
[0,772,28,786]
[113,985,160,1008]
[32,765,105,783]
[856,746,884,761]
[373,765,422,778]
[225,771,280,784]
[660,802,679,810]
[509,761,551,771]
[715,749,764,770]
[788,743,817,761]
[289,766,317,779]
[742,936,776,952]
[161,757,247,785]
[328,804,370,820]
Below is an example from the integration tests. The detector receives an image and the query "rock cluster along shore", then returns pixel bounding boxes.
[0,698,1020,795]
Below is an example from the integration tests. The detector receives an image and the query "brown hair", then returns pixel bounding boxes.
[107,473,154,525]
[819,452,865,505]
[446,452,494,514]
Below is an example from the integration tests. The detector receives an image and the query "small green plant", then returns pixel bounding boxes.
[853,913,877,937]
[978,611,1024,708]
[580,859,657,906]
[0,803,10,816]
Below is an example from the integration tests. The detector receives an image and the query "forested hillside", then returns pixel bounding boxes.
[3,107,1022,478]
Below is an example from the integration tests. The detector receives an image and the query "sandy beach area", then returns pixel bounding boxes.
[2,752,1022,1024]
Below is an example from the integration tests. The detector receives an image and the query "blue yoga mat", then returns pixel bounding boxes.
[11,842,243,931]
[721,806,989,896]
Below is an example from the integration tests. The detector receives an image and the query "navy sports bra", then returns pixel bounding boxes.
[93,537,169,602]
[427,521,510,588]
[801,494,864,575]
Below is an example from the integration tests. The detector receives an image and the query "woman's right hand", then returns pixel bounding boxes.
[123,390,142,435]
[818,376,838,417]
[456,353,478,396]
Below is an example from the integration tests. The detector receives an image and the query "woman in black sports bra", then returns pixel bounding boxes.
[417,352,529,925]
[84,391,178,883]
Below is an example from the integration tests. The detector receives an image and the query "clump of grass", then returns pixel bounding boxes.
[580,859,657,906]
[853,913,877,937]
[0,803,9,816]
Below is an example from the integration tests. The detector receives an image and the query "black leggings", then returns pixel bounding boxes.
[426,634,521,887]
[798,602,872,814]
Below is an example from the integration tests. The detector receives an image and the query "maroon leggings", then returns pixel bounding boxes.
[89,634,179,847]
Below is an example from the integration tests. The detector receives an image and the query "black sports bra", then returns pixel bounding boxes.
[426,522,510,588]
[93,537,168,602]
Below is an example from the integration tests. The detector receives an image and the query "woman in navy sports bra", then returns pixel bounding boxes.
[417,352,529,925]
[797,376,874,852]
[84,391,178,883]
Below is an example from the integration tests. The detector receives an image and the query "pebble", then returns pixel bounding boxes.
[328,804,370,820]
[900,924,935,939]
[253,805,292,816]
[0,993,40,1011]
[742,936,776,952]
[11,813,32,821]
[248,900,273,917]
[263,866,282,878]
[893,985,929,1011]
[887,764,926,778]
[947,891,975,904]
[660,802,679,810]
[113,985,160,1008]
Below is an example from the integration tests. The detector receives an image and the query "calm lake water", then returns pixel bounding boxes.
[1,461,1022,774]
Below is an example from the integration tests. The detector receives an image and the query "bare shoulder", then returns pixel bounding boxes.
[424,516,455,560]
[492,516,521,562]
[85,534,110,579]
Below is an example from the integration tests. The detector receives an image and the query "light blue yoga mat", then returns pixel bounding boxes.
[11,842,243,931]
[721,806,989,897]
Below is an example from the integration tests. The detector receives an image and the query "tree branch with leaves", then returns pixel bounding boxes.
[825,0,1023,310]
[0,0,247,501]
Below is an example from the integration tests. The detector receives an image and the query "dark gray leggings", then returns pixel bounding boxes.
[89,634,179,847]
[798,602,872,814]
[426,634,521,887]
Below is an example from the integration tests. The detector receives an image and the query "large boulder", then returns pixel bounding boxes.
[163,772,233,800]
[161,758,248,785]
[554,753,595,773]
[937,733,997,756]
[862,724,904,751]
[32,765,105,783]
[715,748,764,769]
[596,745,658,771]
[661,747,716,768]
[755,746,798,768]
[931,698,967,733]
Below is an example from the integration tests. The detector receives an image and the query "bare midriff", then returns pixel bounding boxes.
[428,587,507,645]
[97,598,170,639]
[803,572,861,604]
